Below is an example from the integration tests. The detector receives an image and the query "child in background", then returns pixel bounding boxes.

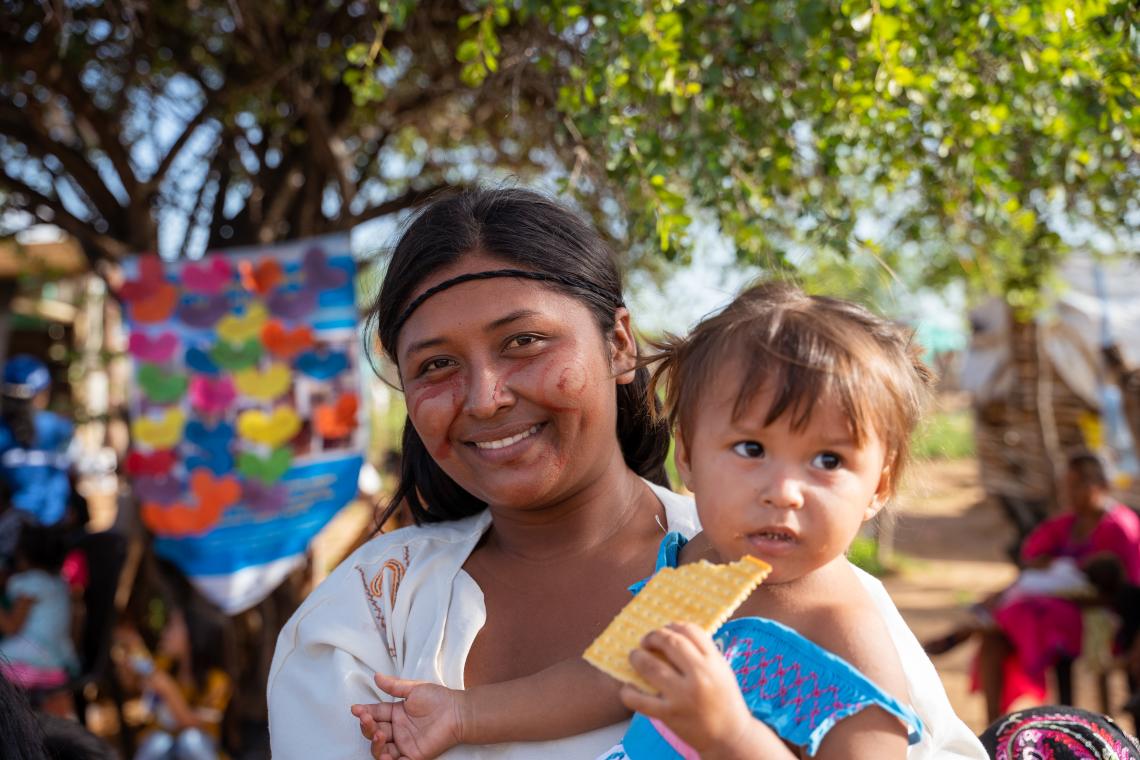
[0,522,79,714]
[351,282,986,760]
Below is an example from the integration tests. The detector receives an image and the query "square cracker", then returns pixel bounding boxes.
[583,555,771,692]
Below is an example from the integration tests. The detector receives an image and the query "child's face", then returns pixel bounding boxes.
[676,368,891,585]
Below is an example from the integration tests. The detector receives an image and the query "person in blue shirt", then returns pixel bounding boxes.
[0,355,74,527]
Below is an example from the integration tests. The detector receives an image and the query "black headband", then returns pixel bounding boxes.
[393,269,625,337]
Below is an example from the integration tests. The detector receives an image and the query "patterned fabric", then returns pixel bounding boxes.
[980,706,1140,759]
[716,617,922,755]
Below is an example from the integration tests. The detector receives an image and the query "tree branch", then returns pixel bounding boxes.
[148,106,213,190]
[0,169,130,260]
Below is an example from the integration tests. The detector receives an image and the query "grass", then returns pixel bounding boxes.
[847,535,891,577]
[912,407,975,461]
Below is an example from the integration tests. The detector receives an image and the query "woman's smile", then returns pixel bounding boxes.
[397,254,634,509]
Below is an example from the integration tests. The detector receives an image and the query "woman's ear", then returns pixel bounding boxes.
[610,307,638,385]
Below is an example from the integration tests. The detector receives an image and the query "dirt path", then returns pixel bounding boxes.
[887,458,1017,733]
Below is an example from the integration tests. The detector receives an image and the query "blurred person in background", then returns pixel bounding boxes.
[0,355,76,529]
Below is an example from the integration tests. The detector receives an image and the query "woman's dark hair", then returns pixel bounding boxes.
[365,187,670,526]
[0,671,50,760]
[15,523,72,573]
[1067,451,1109,489]
[1,395,36,448]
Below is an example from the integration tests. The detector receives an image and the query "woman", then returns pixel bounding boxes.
[268,188,700,758]
[974,453,1140,721]
[0,355,74,528]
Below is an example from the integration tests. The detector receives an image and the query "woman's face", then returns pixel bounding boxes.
[395,253,638,511]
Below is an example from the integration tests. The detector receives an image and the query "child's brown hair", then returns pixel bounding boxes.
[651,281,935,497]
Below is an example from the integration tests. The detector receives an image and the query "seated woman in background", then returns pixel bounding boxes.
[927,453,1140,721]
[117,561,236,760]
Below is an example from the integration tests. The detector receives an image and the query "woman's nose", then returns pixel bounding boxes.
[463,362,514,418]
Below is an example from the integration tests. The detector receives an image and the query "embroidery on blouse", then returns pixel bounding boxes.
[359,546,411,658]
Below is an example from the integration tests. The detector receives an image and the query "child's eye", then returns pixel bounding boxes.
[732,441,765,459]
[812,451,843,470]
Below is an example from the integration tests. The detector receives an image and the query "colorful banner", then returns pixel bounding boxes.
[121,235,364,613]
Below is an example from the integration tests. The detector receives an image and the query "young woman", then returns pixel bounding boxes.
[268,188,699,758]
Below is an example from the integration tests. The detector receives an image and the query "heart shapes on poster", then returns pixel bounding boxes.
[239,258,284,295]
[262,322,314,360]
[294,350,348,380]
[185,420,234,451]
[184,347,220,376]
[210,338,262,370]
[314,393,358,439]
[131,408,185,450]
[119,257,166,302]
[130,285,179,324]
[217,302,268,345]
[234,363,292,402]
[237,447,293,484]
[177,294,230,329]
[237,407,301,448]
[141,469,240,537]
[188,375,237,415]
[267,286,318,320]
[129,332,180,363]
[182,256,233,295]
[125,449,176,477]
[137,364,188,404]
[301,247,347,289]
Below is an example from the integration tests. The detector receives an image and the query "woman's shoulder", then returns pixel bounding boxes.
[646,480,700,537]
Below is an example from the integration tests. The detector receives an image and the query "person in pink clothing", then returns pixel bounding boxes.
[976,453,1140,720]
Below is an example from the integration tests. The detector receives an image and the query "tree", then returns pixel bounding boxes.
[351,0,1138,304]
[0,0,578,263]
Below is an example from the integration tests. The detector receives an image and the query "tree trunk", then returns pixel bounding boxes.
[0,280,16,369]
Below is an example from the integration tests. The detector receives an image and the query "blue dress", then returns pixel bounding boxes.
[0,409,73,525]
[599,533,923,758]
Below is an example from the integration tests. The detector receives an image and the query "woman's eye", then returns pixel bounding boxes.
[732,441,765,459]
[506,334,543,350]
[418,357,455,376]
[813,452,843,470]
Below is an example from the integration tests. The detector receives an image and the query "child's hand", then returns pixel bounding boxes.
[350,673,466,760]
[619,622,757,756]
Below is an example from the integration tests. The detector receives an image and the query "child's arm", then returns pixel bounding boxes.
[623,622,909,760]
[351,658,629,759]
[0,595,33,635]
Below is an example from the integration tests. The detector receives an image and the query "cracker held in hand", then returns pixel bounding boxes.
[584,555,772,692]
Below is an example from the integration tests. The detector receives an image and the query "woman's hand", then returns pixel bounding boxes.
[619,622,778,759]
[350,673,466,760]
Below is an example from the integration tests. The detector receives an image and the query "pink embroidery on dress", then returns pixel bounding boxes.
[359,547,412,659]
